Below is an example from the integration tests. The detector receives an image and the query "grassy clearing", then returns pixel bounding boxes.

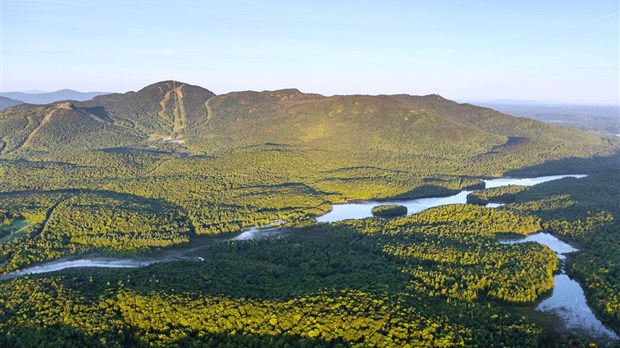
[0,219,34,243]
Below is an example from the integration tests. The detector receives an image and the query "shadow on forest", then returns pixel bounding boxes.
[81,106,110,119]
[503,150,620,221]
[1,188,185,214]
[5,321,338,348]
[505,150,620,177]
[97,146,213,159]
[100,147,172,155]
[0,158,86,168]
[485,136,528,155]
[388,184,459,200]
[40,223,411,302]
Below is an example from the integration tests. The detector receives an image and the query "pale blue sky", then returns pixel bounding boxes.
[2,0,619,104]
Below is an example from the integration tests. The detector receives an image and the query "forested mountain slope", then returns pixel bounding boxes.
[0,80,617,240]
[1,81,614,161]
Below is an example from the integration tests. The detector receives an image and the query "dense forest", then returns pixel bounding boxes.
[0,81,618,346]
[0,206,563,347]
[467,185,528,205]
[371,204,408,217]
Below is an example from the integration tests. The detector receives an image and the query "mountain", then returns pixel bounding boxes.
[0,96,23,110]
[1,89,110,104]
[1,80,617,217]
[1,80,616,168]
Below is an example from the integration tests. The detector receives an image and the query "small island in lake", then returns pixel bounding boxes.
[467,185,528,205]
[371,204,408,217]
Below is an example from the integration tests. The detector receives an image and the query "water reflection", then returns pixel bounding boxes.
[230,226,284,241]
[0,258,157,281]
[500,232,618,341]
[539,274,618,340]
[499,232,577,260]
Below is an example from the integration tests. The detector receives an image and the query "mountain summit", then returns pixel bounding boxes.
[78,81,216,141]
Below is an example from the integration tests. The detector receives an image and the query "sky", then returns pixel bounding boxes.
[2,0,619,104]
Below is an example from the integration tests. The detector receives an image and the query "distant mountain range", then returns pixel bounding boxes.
[0,96,23,110]
[0,89,110,105]
[474,102,620,135]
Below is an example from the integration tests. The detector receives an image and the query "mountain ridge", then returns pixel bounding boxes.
[1,89,111,105]
[0,96,23,110]
[1,80,617,163]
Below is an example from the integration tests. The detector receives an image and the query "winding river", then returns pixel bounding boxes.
[1,173,617,341]
[500,233,619,342]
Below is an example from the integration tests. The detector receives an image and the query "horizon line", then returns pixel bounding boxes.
[2,82,619,107]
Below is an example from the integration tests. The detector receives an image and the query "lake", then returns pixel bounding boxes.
[317,174,586,223]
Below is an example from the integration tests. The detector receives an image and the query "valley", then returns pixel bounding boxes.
[2,172,616,344]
